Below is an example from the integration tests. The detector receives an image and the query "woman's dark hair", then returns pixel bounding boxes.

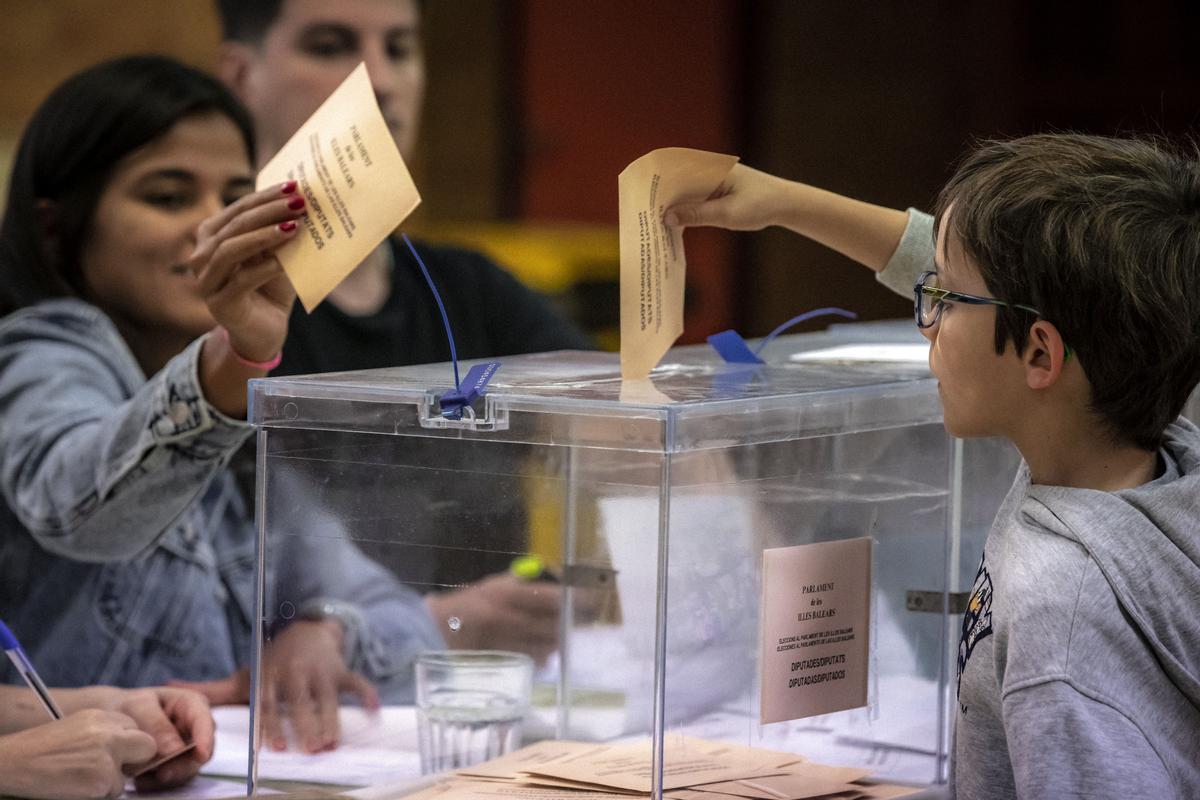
[0,55,256,315]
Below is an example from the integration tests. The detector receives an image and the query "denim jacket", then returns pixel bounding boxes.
[0,299,442,698]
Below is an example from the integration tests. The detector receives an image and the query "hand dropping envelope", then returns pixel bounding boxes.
[618,148,738,379]
[257,62,421,311]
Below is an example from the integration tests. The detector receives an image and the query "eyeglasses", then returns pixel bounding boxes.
[913,270,1042,329]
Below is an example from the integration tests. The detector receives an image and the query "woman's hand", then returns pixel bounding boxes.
[258,620,379,754]
[188,181,304,364]
[170,620,378,755]
[0,709,155,800]
[105,687,213,792]
[52,685,214,792]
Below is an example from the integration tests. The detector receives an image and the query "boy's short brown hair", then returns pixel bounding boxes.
[934,133,1200,450]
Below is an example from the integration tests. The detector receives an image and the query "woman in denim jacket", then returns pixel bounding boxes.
[0,56,442,755]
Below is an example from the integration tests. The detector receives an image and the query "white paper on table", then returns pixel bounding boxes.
[787,344,930,364]
[203,705,422,786]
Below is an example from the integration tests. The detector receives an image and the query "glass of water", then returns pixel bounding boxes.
[415,650,534,774]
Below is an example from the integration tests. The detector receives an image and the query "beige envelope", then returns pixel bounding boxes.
[525,737,784,793]
[618,148,737,380]
[257,62,421,312]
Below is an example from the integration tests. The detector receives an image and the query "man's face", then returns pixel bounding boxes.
[227,0,424,164]
[922,218,1027,440]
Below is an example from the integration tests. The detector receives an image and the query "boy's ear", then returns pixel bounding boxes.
[1023,319,1070,391]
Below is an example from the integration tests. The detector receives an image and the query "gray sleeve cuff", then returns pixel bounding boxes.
[876,208,935,299]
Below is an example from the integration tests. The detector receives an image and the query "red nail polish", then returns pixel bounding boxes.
[279,221,297,232]
[287,196,306,210]
[281,181,297,194]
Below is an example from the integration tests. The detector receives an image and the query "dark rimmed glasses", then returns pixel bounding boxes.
[913,270,1042,329]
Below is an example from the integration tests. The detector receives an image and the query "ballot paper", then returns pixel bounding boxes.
[257,62,421,311]
[618,148,738,380]
[521,737,791,794]
[424,738,923,800]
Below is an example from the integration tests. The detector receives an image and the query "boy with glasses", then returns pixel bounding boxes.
[668,134,1200,798]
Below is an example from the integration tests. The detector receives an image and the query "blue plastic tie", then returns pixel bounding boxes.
[709,307,858,364]
[402,233,461,390]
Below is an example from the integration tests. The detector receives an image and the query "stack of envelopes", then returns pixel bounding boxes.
[403,738,922,800]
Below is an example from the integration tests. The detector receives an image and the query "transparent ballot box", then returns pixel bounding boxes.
[246,337,1019,795]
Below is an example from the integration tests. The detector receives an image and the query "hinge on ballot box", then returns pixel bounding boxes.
[906,590,970,614]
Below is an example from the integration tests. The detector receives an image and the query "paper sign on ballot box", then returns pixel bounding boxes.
[257,62,421,312]
[760,538,872,724]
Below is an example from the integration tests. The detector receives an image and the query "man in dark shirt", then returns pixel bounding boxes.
[213,0,592,662]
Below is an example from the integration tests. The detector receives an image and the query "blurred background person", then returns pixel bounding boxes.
[0,54,438,755]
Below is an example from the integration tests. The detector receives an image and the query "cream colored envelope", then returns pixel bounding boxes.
[618,148,737,380]
[257,62,421,311]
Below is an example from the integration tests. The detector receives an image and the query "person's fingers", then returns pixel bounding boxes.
[105,768,127,800]
[282,673,322,754]
[339,670,381,713]
[664,194,738,229]
[117,691,185,756]
[260,674,288,752]
[193,224,298,295]
[207,193,305,249]
[311,673,340,752]
[501,580,562,615]
[207,259,293,320]
[132,749,202,793]
[114,728,159,767]
[194,181,298,253]
[162,689,215,763]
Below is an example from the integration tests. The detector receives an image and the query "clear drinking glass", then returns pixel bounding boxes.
[415,650,534,774]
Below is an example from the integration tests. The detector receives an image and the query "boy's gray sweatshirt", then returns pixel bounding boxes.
[954,418,1200,799]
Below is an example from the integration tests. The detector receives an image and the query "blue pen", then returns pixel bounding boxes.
[0,619,62,719]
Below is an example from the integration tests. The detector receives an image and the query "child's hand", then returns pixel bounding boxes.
[664,164,790,232]
[188,181,304,364]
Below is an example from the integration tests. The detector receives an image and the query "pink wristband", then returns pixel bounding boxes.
[217,327,282,371]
